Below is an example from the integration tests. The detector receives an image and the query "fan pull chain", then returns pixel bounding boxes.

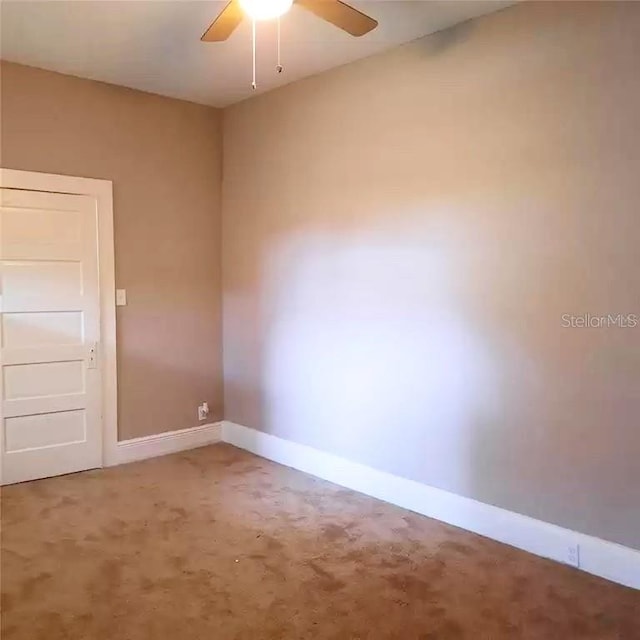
[251,19,257,90]
[276,17,283,74]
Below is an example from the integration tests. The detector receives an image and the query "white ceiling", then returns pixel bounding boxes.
[1,0,515,107]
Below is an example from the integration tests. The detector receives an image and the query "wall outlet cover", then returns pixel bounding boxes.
[198,402,209,421]
[567,544,580,568]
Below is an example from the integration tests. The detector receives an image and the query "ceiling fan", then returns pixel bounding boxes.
[201,0,379,42]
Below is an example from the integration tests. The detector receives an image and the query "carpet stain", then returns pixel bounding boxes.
[1,444,638,639]
[306,560,346,592]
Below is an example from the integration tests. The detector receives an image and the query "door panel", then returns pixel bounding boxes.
[1,188,102,484]
[4,360,85,399]
[2,311,84,347]
[5,410,86,452]
[2,260,84,303]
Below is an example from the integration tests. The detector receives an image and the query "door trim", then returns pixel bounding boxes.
[0,168,118,467]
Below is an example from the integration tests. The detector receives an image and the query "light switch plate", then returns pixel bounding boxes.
[116,289,127,306]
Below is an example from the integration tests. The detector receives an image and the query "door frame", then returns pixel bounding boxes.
[0,168,118,467]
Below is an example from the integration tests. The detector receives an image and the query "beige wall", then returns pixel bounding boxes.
[222,1,640,549]
[1,61,223,440]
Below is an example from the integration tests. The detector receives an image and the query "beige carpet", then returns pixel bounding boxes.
[1,444,638,639]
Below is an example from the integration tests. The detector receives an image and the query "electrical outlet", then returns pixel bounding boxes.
[197,402,209,421]
[567,543,580,568]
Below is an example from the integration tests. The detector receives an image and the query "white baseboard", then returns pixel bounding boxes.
[222,421,640,590]
[109,422,222,466]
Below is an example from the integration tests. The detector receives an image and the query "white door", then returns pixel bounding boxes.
[0,188,102,484]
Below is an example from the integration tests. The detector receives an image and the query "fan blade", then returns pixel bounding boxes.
[296,0,377,37]
[201,0,244,42]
